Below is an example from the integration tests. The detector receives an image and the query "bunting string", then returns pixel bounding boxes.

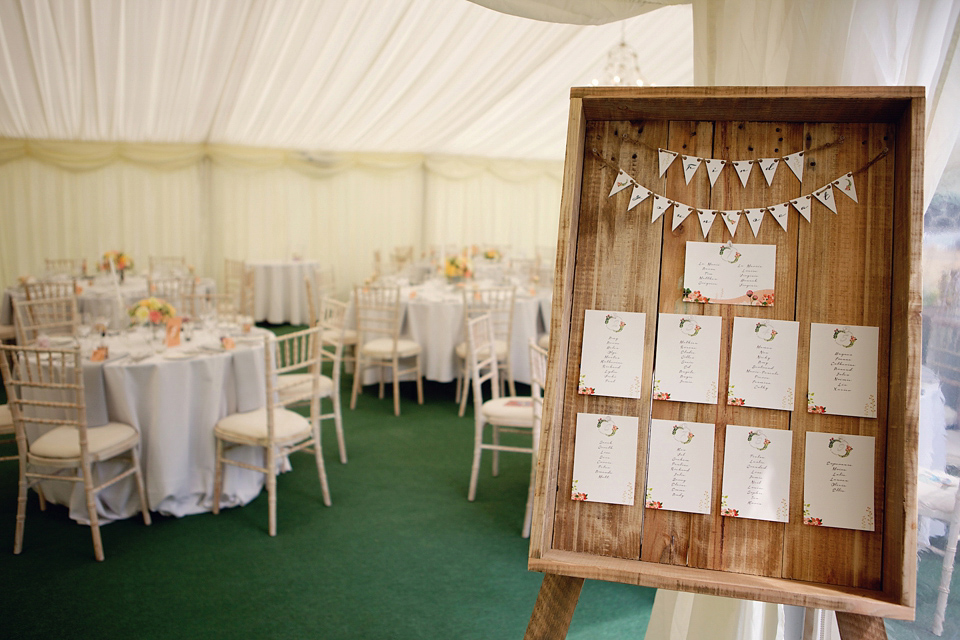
[597,146,888,239]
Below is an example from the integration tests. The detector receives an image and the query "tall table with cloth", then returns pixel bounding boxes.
[247,259,319,325]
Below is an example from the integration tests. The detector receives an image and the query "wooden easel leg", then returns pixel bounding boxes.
[836,612,887,640]
[524,573,585,640]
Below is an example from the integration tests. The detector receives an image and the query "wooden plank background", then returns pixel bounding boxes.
[551,118,895,589]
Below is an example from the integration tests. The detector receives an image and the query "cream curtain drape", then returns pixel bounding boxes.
[0,142,562,294]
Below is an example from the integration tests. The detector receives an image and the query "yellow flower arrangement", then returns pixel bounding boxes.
[444,256,472,279]
[100,250,134,272]
[129,297,176,325]
[482,248,501,261]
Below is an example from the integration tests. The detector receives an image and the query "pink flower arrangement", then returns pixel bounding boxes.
[653,391,671,400]
[646,500,663,509]
[721,507,739,517]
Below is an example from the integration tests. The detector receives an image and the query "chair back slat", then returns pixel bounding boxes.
[147,276,194,313]
[13,296,79,345]
[529,340,548,429]
[462,286,514,344]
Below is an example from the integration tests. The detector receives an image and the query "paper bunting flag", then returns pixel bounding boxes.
[768,202,790,231]
[651,194,673,222]
[628,184,652,210]
[813,186,838,213]
[609,169,633,197]
[758,158,780,186]
[658,149,679,177]
[721,210,741,237]
[672,204,694,230]
[704,159,726,187]
[833,172,858,202]
[698,209,717,238]
[745,208,765,236]
[790,195,813,222]
[733,160,753,187]
[783,152,804,181]
[681,155,702,184]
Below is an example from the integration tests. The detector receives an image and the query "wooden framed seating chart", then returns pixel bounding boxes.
[526,87,923,638]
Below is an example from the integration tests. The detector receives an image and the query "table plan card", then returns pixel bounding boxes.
[645,419,715,514]
[727,317,800,411]
[720,425,792,522]
[682,241,777,306]
[570,413,640,505]
[578,309,647,398]
[803,432,875,530]
[653,313,722,404]
[806,323,879,418]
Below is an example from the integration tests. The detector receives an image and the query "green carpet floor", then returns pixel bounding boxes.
[0,326,655,640]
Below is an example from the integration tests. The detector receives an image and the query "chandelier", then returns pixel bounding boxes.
[591,23,647,87]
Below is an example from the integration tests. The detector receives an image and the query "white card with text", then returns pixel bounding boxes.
[653,313,722,404]
[727,317,800,411]
[806,323,879,418]
[577,310,646,398]
[682,241,777,306]
[802,432,875,530]
[570,413,640,505]
[720,425,792,522]
[645,419,715,514]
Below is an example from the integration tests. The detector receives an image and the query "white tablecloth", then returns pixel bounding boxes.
[1,275,215,328]
[249,259,319,325]
[349,281,545,385]
[34,327,270,523]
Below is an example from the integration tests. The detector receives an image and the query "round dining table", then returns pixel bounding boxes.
[348,279,547,386]
[33,325,272,524]
[248,259,319,325]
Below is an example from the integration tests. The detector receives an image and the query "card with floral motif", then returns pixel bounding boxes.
[727,317,800,411]
[682,241,777,306]
[577,309,647,398]
[802,432,875,530]
[653,313,722,404]
[644,419,715,514]
[570,413,640,505]
[719,425,792,522]
[806,323,879,418]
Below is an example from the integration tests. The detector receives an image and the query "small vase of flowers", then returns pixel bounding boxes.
[444,256,472,283]
[100,250,134,283]
[129,297,176,330]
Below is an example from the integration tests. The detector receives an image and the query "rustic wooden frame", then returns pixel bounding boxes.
[528,87,923,620]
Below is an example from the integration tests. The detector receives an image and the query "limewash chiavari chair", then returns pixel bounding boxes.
[349,285,423,416]
[224,258,246,304]
[305,278,358,379]
[238,266,256,319]
[465,314,535,507]
[212,326,331,536]
[455,286,516,417]
[44,258,86,278]
[148,255,187,275]
[524,340,548,539]
[0,344,151,560]
[13,297,79,345]
[147,275,195,312]
[182,292,237,322]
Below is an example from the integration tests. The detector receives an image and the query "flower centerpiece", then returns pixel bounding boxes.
[129,297,176,328]
[444,256,472,283]
[482,248,501,262]
[100,250,134,282]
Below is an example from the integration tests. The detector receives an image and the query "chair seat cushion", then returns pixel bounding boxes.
[277,372,334,402]
[455,339,508,360]
[216,408,312,442]
[360,338,421,358]
[538,334,550,350]
[31,422,138,459]
[323,328,357,345]
[0,403,12,428]
[482,397,534,427]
